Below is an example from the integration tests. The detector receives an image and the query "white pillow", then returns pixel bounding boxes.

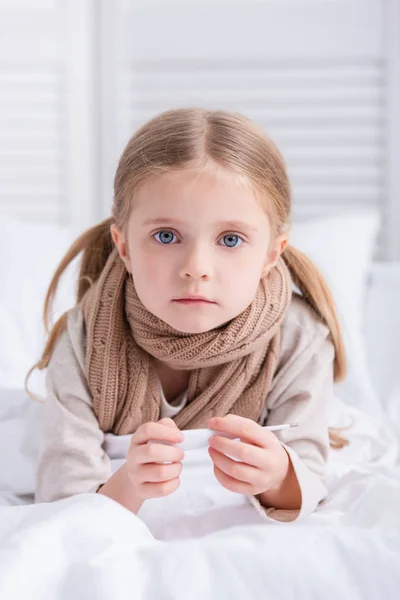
[0,211,381,417]
[365,263,400,407]
[290,209,382,417]
[0,215,76,390]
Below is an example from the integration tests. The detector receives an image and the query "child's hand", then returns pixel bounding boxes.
[207,414,290,496]
[126,418,184,500]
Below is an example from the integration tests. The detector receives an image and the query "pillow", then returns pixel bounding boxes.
[0,215,76,391]
[290,209,382,417]
[0,211,381,416]
[365,263,400,408]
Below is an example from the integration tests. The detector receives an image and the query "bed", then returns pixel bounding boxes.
[0,209,399,599]
[1,0,400,598]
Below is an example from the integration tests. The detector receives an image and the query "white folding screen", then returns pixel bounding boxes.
[0,0,63,221]
[0,0,98,230]
[100,0,400,261]
[0,0,399,260]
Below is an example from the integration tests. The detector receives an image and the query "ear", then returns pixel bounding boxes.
[261,234,288,278]
[110,224,132,273]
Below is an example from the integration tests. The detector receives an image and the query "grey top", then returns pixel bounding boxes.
[35,293,336,522]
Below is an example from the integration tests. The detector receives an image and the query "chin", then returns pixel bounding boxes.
[165,314,222,334]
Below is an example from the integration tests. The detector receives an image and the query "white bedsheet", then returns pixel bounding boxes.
[0,389,399,599]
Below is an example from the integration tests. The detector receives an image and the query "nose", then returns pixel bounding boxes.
[179,242,212,281]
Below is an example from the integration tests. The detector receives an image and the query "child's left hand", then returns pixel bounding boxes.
[207,414,290,496]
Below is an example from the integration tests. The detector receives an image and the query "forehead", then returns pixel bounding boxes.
[132,168,269,226]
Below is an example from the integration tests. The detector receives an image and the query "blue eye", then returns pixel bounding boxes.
[220,234,243,248]
[154,230,177,244]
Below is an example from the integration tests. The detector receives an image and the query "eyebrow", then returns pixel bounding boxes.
[143,218,258,233]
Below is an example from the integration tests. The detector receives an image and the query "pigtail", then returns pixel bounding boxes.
[282,245,346,381]
[24,217,114,399]
[282,244,349,448]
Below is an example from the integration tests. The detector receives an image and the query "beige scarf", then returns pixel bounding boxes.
[81,248,292,434]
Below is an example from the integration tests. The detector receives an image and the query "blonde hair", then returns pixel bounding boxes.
[27,108,348,447]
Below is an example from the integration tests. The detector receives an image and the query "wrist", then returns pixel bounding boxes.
[97,463,144,514]
[258,451,302,511]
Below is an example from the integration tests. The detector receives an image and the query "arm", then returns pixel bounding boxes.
[250,315,335,522]
[257,449,301,511]
[36,308,182,514]
[97,463,144,514]
[36,307,115,502]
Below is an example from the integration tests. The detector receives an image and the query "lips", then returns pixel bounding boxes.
[172,297,215,304]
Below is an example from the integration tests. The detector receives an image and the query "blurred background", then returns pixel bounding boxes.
[0,0,399,426]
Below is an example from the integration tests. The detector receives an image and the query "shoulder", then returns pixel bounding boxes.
[44,305,92,406]
[49,305,86,373]
[264,294,335,410]
[277,293,333,370]
[66,304,86,350]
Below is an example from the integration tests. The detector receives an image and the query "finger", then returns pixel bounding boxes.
[139,461,183,483]
[208,435,269,470]
[136,442,184,465]
[158,417,180,430]
[213,465,253,495]
[134,422,184,446]
[208,447,261,485]
[208,415,268,448]
[141,478,181,499]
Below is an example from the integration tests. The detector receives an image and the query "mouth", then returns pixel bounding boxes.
[172,296,216,305]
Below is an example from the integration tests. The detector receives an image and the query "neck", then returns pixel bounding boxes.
[152,358,191,403]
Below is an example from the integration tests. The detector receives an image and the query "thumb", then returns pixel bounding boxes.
[158,417,180,430]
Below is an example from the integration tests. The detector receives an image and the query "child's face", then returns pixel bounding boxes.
[112,168,287,334]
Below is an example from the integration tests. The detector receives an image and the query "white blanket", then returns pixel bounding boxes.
[0,389,399,599]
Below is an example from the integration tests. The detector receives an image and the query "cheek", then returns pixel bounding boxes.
[222,257,263,302]
[225,249,264,280]
[130,248,171,289]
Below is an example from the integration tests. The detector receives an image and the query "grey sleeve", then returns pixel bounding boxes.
[35,308,112,502]
[249,303,335,522]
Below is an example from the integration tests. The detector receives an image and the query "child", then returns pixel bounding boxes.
[27,108,347,523]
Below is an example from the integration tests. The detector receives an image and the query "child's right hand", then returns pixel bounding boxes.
[126,418,185,500]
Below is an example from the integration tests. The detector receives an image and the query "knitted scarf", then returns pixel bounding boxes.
[81,248,293,434]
